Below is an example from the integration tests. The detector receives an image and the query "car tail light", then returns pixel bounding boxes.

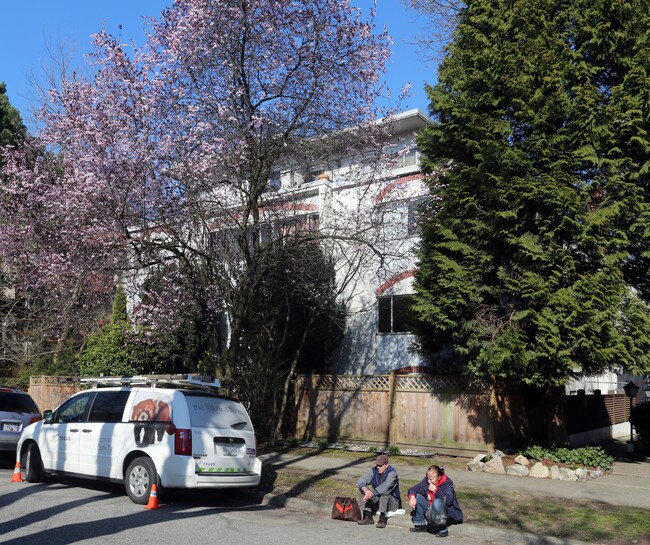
[29,416,42,425]
[174,428,192,455]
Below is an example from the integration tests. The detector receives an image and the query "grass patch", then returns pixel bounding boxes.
[454,487,650,544]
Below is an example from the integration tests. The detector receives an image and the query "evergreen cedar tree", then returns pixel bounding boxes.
[0,82,26,159]
[413,0,650,386]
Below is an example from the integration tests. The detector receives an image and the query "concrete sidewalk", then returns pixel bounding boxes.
[255,447,649,545]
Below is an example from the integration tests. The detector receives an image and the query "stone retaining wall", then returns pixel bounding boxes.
[467,451,605,482]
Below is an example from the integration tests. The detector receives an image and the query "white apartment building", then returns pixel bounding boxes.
[267,108,434,375]
[123,108,434,376]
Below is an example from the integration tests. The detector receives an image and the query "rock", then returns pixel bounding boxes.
[549,465,560,480]
[559,468,578,481]
[590,469,603,479]
[529,461,550,479]
[484,456,506,474]
[467,460,485,472]
[514,455,530,466]
[575,468,590,482]
[505,463,529,477]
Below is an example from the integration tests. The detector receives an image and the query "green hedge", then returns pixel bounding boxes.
[0,377,29,390]
[521,445,614,471]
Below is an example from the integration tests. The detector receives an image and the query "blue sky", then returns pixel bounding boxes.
[1,0,436,131]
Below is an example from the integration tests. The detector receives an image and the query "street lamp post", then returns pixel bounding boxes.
[623,381,640,448]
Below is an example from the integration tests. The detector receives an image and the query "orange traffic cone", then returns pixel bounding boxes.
[10,462,23,483]
[144,483,159,510]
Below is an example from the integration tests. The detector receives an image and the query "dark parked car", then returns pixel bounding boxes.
[0,388,41,453]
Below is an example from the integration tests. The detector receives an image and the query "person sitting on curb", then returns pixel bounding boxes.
[407,464,463,538]
[357,454,402,528]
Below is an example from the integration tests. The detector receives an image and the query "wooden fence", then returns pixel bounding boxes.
[294,374,530,455]
[24,374,633,451]
[29,375,82,412]
[564,393,634,435]
[294,374,635,453]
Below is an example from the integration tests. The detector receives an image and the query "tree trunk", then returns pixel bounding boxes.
[271,314,314,445]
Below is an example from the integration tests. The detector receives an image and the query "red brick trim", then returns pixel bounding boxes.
[375,270,415,296]
[374,172,424,204]
[394,366,433,375]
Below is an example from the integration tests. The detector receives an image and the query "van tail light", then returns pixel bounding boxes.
[174,428,192,456]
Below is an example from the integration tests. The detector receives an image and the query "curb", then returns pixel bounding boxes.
[245,490,596,545]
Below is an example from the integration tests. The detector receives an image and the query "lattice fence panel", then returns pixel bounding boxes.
[296,374,390,391]
[395,374,484,392]
[296,374,495,393]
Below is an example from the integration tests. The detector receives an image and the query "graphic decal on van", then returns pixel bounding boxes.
[130,394,172,447]
[198,467,250,473]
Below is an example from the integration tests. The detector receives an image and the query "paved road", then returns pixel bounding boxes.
[0,469,490,545]
[3,450,645,545]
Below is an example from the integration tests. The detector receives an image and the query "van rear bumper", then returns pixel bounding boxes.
[194,471,261,488]
[159,456,262,488]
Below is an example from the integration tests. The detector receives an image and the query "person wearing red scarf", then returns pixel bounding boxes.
[407,465,463,538]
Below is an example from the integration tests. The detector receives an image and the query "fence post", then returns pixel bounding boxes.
[487,386,496,455]
[388,371,397,446]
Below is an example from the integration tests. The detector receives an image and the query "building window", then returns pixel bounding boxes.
[407,197,427,236]
[305,167,327,183]
[267,171,281,190]
[400,148,419,168]
[378,294,415,333]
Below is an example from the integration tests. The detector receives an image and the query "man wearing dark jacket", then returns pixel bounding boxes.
[357,454,402,528]
[407,465,463,538]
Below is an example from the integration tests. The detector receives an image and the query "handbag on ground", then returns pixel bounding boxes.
[331,496,361,522]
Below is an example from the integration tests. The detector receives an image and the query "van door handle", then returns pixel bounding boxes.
[70,429,80,433]
[82,429,92,433]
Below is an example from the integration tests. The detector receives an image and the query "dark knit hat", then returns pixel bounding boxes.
[375,454,389,466]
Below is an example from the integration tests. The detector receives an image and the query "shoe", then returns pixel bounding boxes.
[358,514,373,525]
[409,526,427,533]
[376,516,387,529]
[434,530,449,538]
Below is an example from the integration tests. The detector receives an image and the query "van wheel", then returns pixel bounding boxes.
[24,443,43,483]
[125,457,157,504]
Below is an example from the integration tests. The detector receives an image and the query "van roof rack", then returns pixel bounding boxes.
[80,374,221,391]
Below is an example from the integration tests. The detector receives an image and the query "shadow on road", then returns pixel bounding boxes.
[0,451,18,469]
[2,477,284,545]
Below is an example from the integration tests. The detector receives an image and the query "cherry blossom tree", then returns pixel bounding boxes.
[0,141,126,369]
[0,1,394,419]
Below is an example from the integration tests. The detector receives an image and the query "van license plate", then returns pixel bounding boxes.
[223,445,239,456]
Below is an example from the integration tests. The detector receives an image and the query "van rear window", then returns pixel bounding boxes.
[185,395,253,431]
[0,392,39,413]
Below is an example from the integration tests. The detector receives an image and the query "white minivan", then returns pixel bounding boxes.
[16,375,262,504]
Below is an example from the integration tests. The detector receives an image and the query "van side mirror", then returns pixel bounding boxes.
[44,410,54,423]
